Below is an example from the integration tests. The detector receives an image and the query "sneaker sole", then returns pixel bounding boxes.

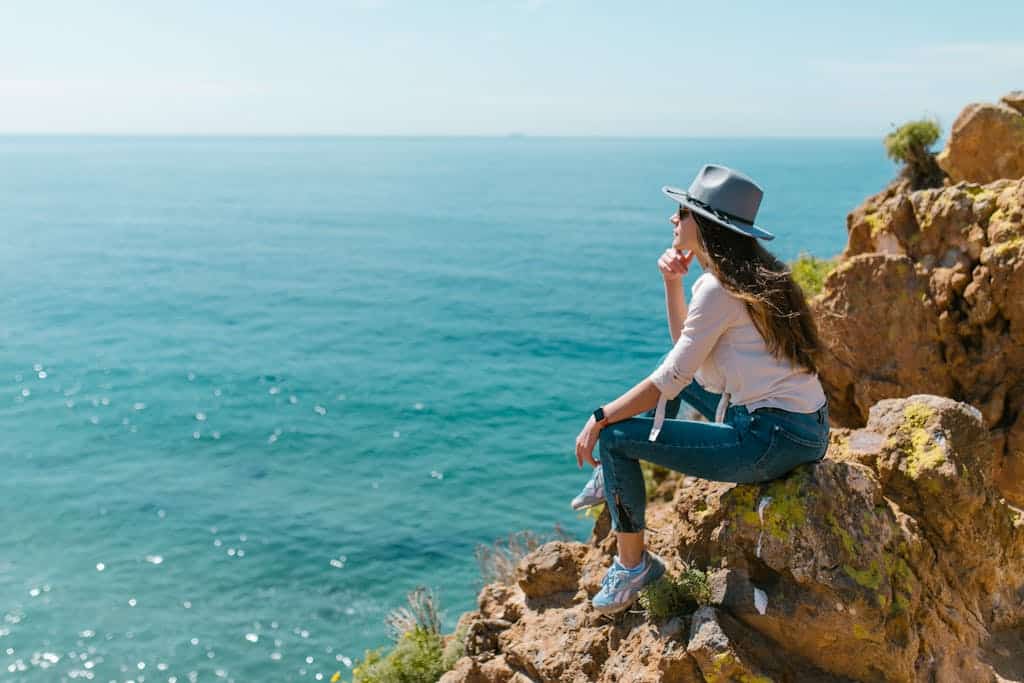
[570,496,604,511]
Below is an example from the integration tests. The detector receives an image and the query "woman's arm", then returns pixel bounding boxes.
[656,248,694,343]
[575,378,661,468]
[602,378,662,426]
[664,278,688,344]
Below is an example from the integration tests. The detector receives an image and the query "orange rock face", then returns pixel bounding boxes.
[816,175,1024,505]
[936,101,1024,184]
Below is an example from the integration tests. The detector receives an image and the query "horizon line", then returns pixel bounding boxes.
[0,132,887,140]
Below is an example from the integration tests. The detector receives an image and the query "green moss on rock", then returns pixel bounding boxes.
[761,469,810,540]
[844,561,884,590]
[852,623,883,643]
[895,403,947,483]
[902,403,934,430]
[864,212,885,236]
[729,485,762,528]
[828,512,857,554]
[993,236,1024,257]
[707,652,774,683]
[905,428,946,481]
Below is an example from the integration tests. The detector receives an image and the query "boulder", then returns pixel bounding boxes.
[686,607,777,681]
[936,101,1024,184]
[811,254,953,426]
[514,540,587,599]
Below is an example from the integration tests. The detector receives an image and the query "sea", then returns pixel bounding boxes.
[0,136,894,682]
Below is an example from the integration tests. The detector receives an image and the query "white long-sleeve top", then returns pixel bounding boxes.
[646,271,827,441]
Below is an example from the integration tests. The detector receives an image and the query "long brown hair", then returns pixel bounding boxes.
[692,212,821,375]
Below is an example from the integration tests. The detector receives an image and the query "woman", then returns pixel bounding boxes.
[573,164,830,616]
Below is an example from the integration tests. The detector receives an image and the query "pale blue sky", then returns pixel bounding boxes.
[1,0,1022,136]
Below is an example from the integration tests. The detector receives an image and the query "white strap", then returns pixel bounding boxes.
[648,395,667,441]
[650,389,732,442]
[715,391,731,423]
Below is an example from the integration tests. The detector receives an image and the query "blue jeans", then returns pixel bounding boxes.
[598,377,830,533]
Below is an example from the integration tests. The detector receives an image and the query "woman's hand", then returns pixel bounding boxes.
[658,248,694,282]
[575,415,601,469]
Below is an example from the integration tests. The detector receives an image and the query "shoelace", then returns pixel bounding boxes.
[583,467,603,496]
[604,568,632,592]
[601,559,643,591]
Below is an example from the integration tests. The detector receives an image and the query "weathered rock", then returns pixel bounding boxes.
[439,656,487,683]
[716,396,1024,680]
[496,604,610,682]
[936,100,1024,183]
[816,174,1024,505]
[811,254,953,426]
[479,583,524,623]
[514,540,587,599]
[687,606,776,681]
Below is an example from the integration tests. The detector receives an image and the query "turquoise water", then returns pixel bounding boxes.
[0,137,892,682]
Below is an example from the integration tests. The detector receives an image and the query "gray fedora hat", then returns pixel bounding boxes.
[662,164,775,241]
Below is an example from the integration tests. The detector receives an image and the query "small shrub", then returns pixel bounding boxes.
[883,118,944,189]
[474,524,574,586]
[639,566,711,621]
[349,586,464,683]
[385,586,440,642]
[351,627,447,683]
[789,252,838,297]
[677,567,712,606]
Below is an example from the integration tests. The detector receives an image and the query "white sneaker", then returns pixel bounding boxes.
[571,464,605,510]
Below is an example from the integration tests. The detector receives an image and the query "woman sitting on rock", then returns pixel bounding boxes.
[573,164,831,616]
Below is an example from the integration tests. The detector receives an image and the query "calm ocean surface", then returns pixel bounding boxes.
[0,137,892,682]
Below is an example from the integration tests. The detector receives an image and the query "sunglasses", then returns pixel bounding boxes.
[677,205,692,221]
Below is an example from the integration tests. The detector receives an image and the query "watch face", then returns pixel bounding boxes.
[593,407,605,422]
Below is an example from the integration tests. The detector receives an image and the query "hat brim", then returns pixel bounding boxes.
[662,186,775,241]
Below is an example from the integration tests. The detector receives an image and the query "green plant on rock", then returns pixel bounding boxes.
[789,252,838,297]
[883,118,944,189]
[350,585,461,683]
[351,627,448,683]
[639,566,711,620]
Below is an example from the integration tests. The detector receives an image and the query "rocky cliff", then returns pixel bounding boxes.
[814,90,1024,506]
[442,396,1024,682]
[437,92,1024,682]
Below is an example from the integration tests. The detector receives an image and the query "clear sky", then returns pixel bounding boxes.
[1,0,1022,136]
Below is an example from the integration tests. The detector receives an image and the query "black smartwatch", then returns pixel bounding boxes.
[592,406,607,426]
